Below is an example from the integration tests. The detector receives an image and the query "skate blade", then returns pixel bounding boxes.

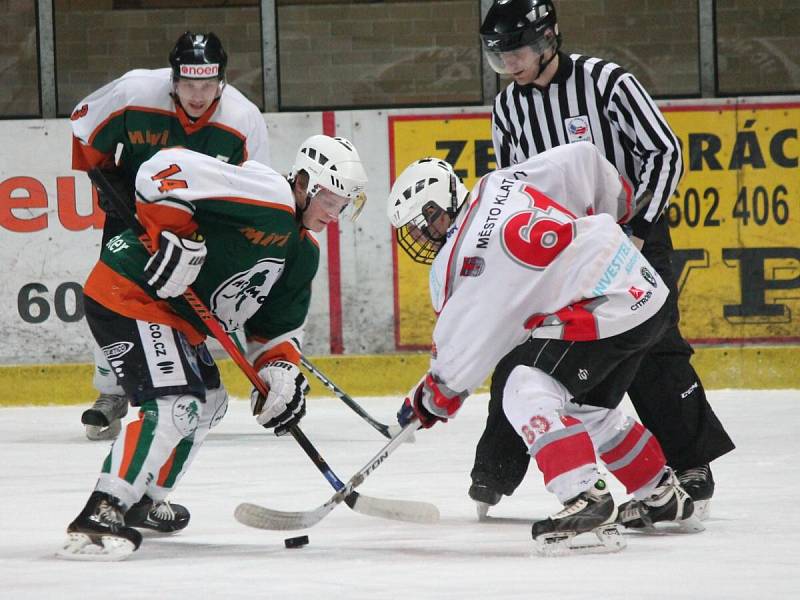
[475,501,491,522]
[625,513,706,535]
[676,512,705,533]
[693,499,711,521]
[55,532,136,561]
[534,524,627,557]
[85,420,121,441]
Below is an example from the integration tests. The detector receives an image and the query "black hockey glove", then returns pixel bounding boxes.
[94,169,135,218]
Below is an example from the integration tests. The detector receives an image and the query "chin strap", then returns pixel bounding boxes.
[290,177,312,231]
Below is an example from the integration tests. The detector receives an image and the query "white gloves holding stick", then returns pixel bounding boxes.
[251,360,310,436]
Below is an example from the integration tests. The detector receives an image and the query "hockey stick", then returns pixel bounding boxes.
[300,355,404,440]
[87,168,432,525]
[235,419,438,530]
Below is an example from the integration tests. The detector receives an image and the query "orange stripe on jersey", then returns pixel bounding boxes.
[193,195,296,215]
[208,120,247,149]
[157,448,177,487]
[252,341,302,370]
[118,416,144,478]
[84,261,205,345]
[72,137,115,171]
[176,98,219,135]
[136,202,198,240]
[300,228,320,247]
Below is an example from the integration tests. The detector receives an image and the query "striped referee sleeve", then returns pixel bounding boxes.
[607,73,684,237]
[492,101,512,169]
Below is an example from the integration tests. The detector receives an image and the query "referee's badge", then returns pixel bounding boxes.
[564,116,593,143]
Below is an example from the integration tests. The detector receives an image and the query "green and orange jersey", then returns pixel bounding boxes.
[70,67,270,180]
[84,148,318,368]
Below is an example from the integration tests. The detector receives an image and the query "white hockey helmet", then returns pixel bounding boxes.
[387,157,469,264]
[289,134,368,221]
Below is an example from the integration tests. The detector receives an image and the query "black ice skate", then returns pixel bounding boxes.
[677,464,714,521]
[56,491,142,561]
[81,393,128,441]
[531,479,626,556]
[468,482,502,521]
[617,468,704,533]
[126,495,190,533]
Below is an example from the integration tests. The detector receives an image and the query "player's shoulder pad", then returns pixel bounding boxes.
[111,68,173,109]
[213,83,264,129]
[136,148,295,213]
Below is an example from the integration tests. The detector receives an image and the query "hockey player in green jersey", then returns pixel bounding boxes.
[56,135,367,561]
[71,31,270,444]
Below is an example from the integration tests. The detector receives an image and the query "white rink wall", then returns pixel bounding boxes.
[0,108,483,365]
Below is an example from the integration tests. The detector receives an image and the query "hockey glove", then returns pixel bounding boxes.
[94,169,134,218]
[144,230,207,299]
[250,360,310,436]
[397,372,466,429]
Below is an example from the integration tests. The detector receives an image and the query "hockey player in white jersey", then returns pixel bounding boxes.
[388,142,701,555]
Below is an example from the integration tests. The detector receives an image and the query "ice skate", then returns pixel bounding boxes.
[469,482,502,521]
[81,393,128,441]
[126,495,190,533]
[56,491,142,561]
[531,479,626,556]
[677,464,714,521]
[617,468,704,533]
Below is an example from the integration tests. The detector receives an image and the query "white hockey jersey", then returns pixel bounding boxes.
[428,142,669,394]
[71,68,270,171]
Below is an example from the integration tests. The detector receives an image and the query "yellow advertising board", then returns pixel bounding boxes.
[388,103,800,350]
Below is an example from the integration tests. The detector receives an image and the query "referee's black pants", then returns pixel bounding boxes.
[470,218,735,495]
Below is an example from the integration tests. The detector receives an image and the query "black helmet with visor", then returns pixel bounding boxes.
[480,0,561,76]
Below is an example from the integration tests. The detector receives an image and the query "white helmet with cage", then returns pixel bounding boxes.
[289,135,368,221]
[387,157,469,265]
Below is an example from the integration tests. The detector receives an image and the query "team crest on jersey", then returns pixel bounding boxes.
[640,266,657,286]
[172,396,200,437]
[564,116,592,143]
[460,256,485,277]
[211,258,285,331]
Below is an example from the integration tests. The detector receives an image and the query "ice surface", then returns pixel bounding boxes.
[0,390,798,599]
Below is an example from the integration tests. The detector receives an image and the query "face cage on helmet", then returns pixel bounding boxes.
[395,223,443,266]
[482,29,559,76]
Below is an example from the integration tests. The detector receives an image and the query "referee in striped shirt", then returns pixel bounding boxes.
[469,0,734,519]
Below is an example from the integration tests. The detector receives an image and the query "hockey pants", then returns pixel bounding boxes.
[503,365,666,503]
[95,386,228,509]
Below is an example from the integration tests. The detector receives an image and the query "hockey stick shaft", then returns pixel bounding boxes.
[300,355,396,439]
[87,168,347,493]
[235,419,438,530]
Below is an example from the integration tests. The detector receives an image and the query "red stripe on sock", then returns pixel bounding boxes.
[606,435,666,494]
[600,421,645,465]
[535,430,597,485]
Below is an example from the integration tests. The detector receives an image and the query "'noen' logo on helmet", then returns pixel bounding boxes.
[180,64,220,78]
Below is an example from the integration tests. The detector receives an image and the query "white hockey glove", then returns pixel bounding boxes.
[144,230,207,299]
[250,360,310,436]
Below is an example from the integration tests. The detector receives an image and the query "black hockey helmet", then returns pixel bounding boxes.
[169,32,227,81]
[480,0,561,74]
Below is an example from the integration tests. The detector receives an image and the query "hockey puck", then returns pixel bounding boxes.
[284,535,309,549]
